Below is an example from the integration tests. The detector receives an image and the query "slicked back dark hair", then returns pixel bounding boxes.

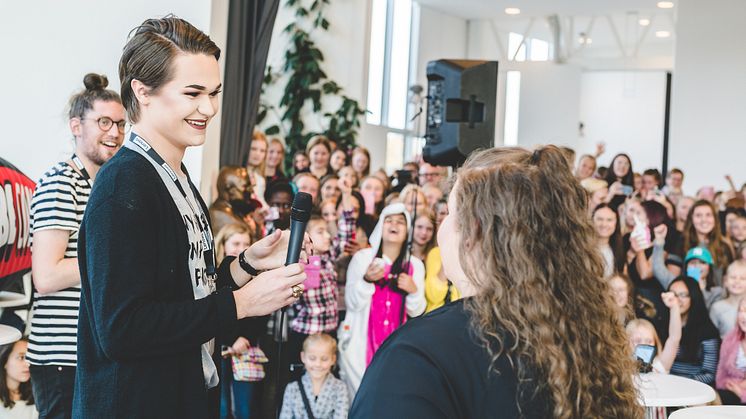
[119,16,220,123]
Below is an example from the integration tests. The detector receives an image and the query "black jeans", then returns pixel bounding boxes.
[30,365,76,419]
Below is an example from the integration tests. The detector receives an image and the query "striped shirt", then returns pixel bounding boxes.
[27,160,89,367]
[669,338,720,385]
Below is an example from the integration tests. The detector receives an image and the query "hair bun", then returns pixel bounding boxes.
[83,73,109,91]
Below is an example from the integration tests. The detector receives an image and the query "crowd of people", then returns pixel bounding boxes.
[2,18,746,419]
[577,149,746,409]
[202,134,746,417]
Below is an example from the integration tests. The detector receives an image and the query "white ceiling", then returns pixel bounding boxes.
[416,0,676,61]
[415,0,674,21]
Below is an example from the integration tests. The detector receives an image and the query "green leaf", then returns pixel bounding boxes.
[266,125,281,135]
[321,18,330,30]
[296,7,308,17]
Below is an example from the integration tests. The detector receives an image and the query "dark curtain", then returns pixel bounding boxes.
[219,0,280,167]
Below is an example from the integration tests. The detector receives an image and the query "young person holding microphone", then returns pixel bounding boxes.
[73,17,307,418]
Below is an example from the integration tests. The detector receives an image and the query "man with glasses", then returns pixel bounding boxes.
[28,74,125,419]
[418,162,448,188]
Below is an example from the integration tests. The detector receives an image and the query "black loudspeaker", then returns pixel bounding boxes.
[423,59,498,166]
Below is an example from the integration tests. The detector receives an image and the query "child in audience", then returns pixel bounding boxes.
[337,204,426,394]
[608,274,634,325]
[280,334,349,419]
[287,215,341,362]
[710,260,746,337]
[0,338,36,419]
[215,224,261,419]
[410,210,436,261]
[320,199,338,228]
[684,246,723,308]
[398,184,427,216]
[715,297,746,405]
[337,166,358,189]
[293,151,310,175]
[433,199,448,227]
[626,291,682,373]
[729,214,746,250]
[667,276,721,385]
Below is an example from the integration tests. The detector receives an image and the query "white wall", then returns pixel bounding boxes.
[669,0,746,195]
[466,20,582,149]
[0,1,220,188]
[513,62,582,149]
[258,0,373,165]
[580,71,667,171]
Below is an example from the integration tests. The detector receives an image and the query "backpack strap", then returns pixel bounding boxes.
[297,378,316,419]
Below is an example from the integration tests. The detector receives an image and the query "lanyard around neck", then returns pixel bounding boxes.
[70,155,91,184]
[128,132,216,275]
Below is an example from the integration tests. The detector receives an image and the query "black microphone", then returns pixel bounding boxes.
[285,192,313,265]
[275,191,313,419]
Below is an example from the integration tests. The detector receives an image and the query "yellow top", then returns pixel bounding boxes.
[424,247,461,313]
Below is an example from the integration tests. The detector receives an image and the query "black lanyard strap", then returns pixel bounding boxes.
[128,132,216,275]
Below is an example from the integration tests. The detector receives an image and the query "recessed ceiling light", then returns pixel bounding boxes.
[505,7,521,15]
[657,1,674,9]
[639,18,651,26]
[655,30,671,38]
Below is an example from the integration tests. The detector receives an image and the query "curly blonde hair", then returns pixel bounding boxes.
[453,146,641,418]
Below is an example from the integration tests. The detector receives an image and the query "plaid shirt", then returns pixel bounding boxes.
[289,211,356,335]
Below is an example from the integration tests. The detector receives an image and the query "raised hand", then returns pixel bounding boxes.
[653,224,668,246]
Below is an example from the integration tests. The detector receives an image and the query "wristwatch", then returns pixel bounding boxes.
[238,251,261,276]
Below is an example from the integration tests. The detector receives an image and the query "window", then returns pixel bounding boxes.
[504,71,521,146]
[508,32,551,62]
[365,0,413,129]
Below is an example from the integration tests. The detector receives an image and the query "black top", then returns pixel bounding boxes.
[73,148,241,419]
[350,299,549,419]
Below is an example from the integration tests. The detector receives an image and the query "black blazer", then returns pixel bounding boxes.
[74,148,240,418]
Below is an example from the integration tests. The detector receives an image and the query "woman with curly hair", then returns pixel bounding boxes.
[351,146,642,418]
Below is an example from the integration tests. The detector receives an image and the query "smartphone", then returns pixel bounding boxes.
[621,185,634,196]
[631,215,651,249]
[302,255,322,289]
[687,265,702,282]
[634,344,656,365]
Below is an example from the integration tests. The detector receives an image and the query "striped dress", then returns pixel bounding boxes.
[27,160,89,367]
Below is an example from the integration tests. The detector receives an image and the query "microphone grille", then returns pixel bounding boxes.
[291,192,313,221]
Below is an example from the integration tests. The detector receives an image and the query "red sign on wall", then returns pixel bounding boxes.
[0,158,35,282]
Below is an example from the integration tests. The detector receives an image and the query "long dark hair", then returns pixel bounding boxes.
[593,203,625,273]
[0,339,33,408]
[683,200,735,270]
[604,153,634,187]
[667,276,719,362]
[375,213,411,294]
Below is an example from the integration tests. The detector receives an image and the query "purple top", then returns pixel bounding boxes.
[366,262,412,366]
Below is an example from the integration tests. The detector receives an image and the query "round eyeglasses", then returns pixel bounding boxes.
[80,116,128,134]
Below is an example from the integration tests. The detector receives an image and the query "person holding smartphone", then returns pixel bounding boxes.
[73,17,307,419]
